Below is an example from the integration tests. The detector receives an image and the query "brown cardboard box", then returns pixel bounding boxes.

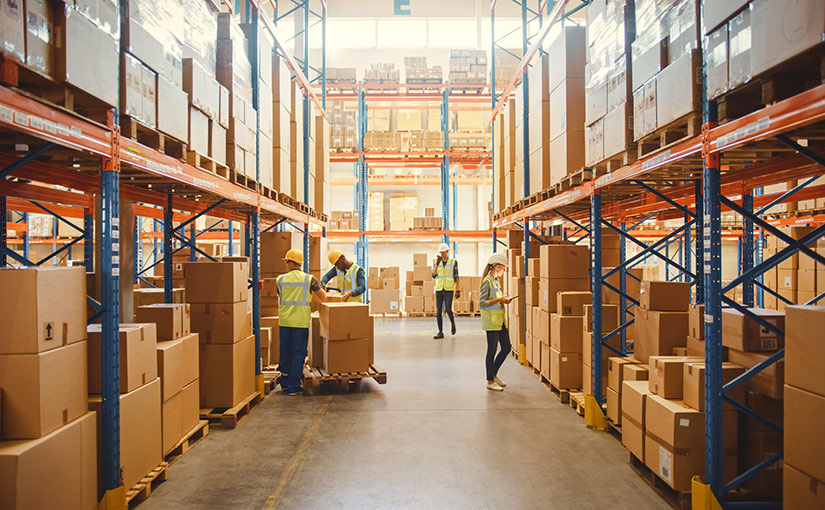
[413,253,428,267]
[190,302,252,344]
[260,329,272,367]
[740,390,783,497]
[161,391,182,455]
[784,463,825,509]
[550,348,582,389]
[184,259,248,303]
[324,337,371,374]
[88,323,157,394]
[643,395,705,491]
[606,387,621,423]
[621,380,652,461]
[260,232,303,276]
[136,303,191,341]
[648,356,704,399]
[370,289,400,314]
[786,306,825,396]
[156,339,183,401]
[583,329,621,375]
[199,335,256,408]
[525,277,540,306]
[550,314,583,352]
[89,378,162,496]
[0,411,97,510]
[608,357,641,392]
[540,278,590,312]
[540,341,551,380]
[406,296,424,313]
[727,349,784,399]
[0,341,88,440]
[634,309,689,363]
[413,266,431,281]
[0,0,25,65]
[0,266,87,354]
[785,384,825,483]
[686,335,704,357]
[540,245,590,279]
[319,303,370,340]
[179,333,199,386]
[721,308,784,352]
[181,380,200,438]
[557,291,592,316]
[688,304,704,340]
[639,281,690,312]
[583,304,620,333]
[308,313,323,367]
[623,363,649,383]
[683,362,745,412]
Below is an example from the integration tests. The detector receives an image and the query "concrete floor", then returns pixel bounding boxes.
[142,318,669,510]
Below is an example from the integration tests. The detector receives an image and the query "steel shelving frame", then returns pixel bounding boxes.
[490,1,825,506]
[0,0,326,504]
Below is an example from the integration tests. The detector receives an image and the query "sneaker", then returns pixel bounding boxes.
[434,332,444,339]
[487,382,504,391]
[451,324,457,335]
[494,376,507,388]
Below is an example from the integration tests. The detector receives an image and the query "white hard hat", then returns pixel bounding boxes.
[487,253,508,267]
[438,243,450,253]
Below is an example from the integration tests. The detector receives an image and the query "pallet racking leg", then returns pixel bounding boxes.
[164,189,174,303]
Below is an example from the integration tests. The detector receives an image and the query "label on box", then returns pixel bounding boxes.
[659,446,673,484]
[679,418,690,427]
[761,338,777,350]
[390,301,398,310]
[784,276,792,288]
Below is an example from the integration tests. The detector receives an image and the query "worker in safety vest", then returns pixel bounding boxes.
[276,249,328,395]
[320,249,365,302]
[479,252,512,391]
[432,242,459,339]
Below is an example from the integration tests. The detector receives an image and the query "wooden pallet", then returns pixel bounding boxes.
[715,44,825,123]
[186,150,229,179]
[126,462,169,507]
[559,168,593,191]
[200,391,262,429]
[230,169,257,191]
[403,312,435,317]
[590,148,638,176]
[262,369,282,395]
[549,383,570,404]
[120,116,187,160]
[164,420,209,465]
[302,364,387,394]
[278,193,297,209]
[629,452,691,510]
[605,418,622,440]
[636,113,702,160]
[569,392,586,416]
[371,313,402,318]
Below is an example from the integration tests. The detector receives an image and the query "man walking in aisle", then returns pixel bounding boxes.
[277,249,328,395]
[432,242,459,339]
[321,249,366,302]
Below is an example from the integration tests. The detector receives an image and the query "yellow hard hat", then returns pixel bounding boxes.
[283,249,304,265]
[328,249,344,265]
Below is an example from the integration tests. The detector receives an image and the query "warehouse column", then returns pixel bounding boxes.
[619,219,627,354]
[586,192,607,430]
[164,189,174,303]
[119,200,135,321]
[250,7,264,396]
[741,192,754,307]
[694,178,704,303]
[0,195,6,267]
[84,208,94,271]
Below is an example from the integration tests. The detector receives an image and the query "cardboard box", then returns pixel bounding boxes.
[0,341,88,440]
[156,339,183,401]
[190,302,252,344]
[184,259,249,303]
[648,356,704,399]
[319,303,370,340]
[656,50,701,128]
[179,333,199,386]
[540,278,590,312]
[727,349,784,399]
[623,363,649,383]
[643,394,705,491]
[634,309,689,363]
[413,253,428,267]
[89,378,162,495]
[369,288,400,315]
[728,8,752,89]
[539,245,590,279]
[323,337,371,374]
[688,304,704,340]
[686,335,704,357]
[785,306,825,396]
[721,308,784,352]
[88,323,157,394]
[308,314,323,367]
[413,266,431,281]
[621,380,652,461]
[703,0,749,33]
[0,266,87,355]
[751,0,825,77]
[683,362,745,412]
[525,277,540,307]
[706,26,729,99]
[406,296,424,313]
[583,304,620,333]
[0,411,97,510]
[136,303,190,341]
[161,391,182,455]
[540,341,551,380]
[784,463,825,509]
[181,380,200,439]
[606,387,621,423]
[785,384,825,483]
[56,8,119,107]
[199,335,256,408]
[551,314,583,353]
[550,348,582,389]
[639,281,690,312]
[557,291,592,316]
[608,356,641,392]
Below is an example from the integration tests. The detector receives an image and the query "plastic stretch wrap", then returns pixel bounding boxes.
[182,0,218,76]
[631,0,698,66]
[127,0,184,83]
[586,0,633,93]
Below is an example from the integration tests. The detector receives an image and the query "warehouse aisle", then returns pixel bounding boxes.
[142,318,668,510]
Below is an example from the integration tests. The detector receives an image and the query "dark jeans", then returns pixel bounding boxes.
[436,290,455,333]
[486,326,511,382]
[278,326,309,392]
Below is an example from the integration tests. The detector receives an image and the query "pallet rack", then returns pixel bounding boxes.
[491,0,825,507]
[0,0,327,504]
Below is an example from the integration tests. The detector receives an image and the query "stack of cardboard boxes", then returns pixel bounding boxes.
[634,281,690,363]
[412,209,442,230]
[326,67,356,84]
[328,100,358,151]
[272,54,292,194]
[583,302,620,397]
[0,267,98,509]
[364,131,403,151]
[260,231,327,282]
[454,277,481,315]
[364,62,400,89]
[369,192,385,231]
[404,57,443,82]
[762,226,823,310]
[369,267,401,315]
[330,211,360,231]
[606,356,646,425]
[494,48,521,86]
[448,50,487,84]
[547,26,586,184]
[185,258,256,409]
[317,303,373,374]
[409,130,444,151]
[135,303,200,456]
[259,317,279,369]
[389,193,419,231]
[405,254,435,314]
[548,291,591,390]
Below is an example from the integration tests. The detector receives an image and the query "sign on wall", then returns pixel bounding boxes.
[327,0,478,17]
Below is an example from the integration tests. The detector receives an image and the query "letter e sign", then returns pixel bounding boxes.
[394,0,411,15]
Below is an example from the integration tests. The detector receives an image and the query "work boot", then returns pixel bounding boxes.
[433,332,444,339]
[451,323,457,335]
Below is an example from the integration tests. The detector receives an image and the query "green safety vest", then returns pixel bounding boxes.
[435,258,456,292]
[481,274,506,331]
[335,263,363,303]
[277,270,313,328]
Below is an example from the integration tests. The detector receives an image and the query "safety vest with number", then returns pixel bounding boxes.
[481,274,506,331]
[335,263,363,302]
[277,270,312,328]
[435,258,456,292]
